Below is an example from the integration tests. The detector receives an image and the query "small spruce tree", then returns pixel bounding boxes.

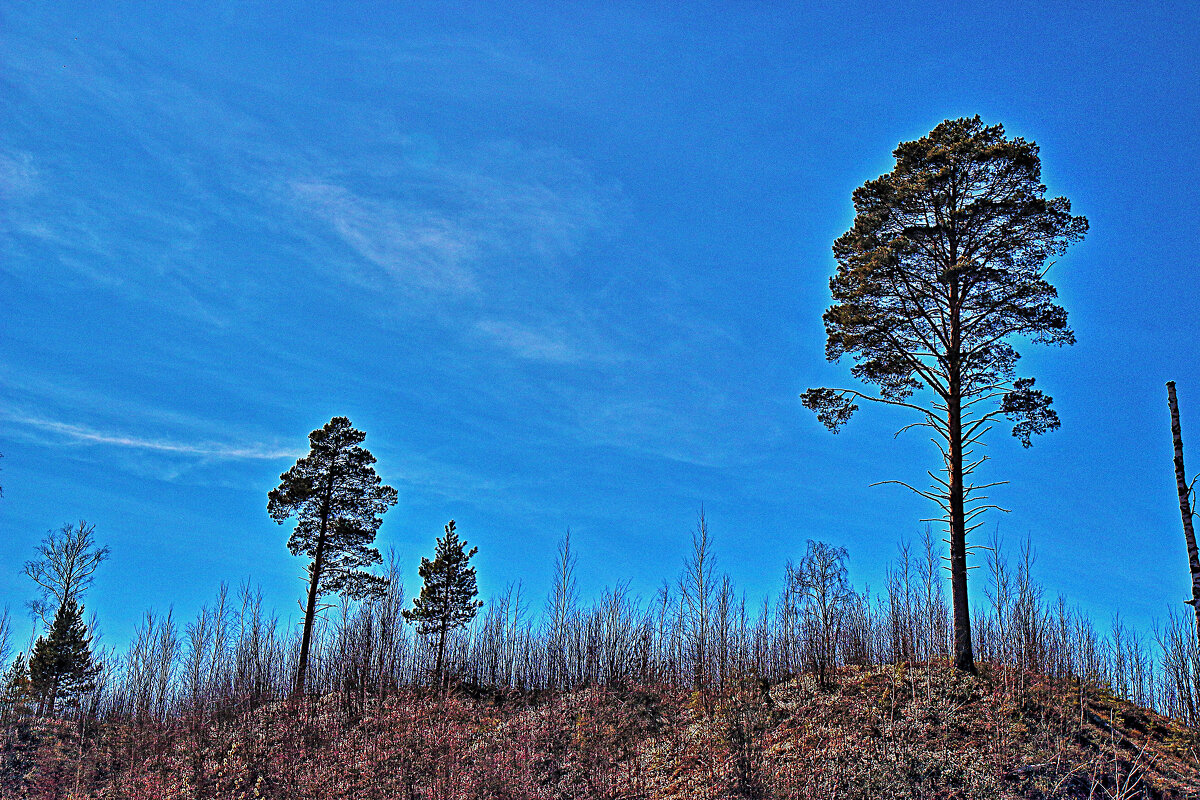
[1,653,32,720]
[403,520,483,687]
[28,598,98,716]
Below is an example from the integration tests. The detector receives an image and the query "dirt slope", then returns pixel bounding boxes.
[4,663,1198,798]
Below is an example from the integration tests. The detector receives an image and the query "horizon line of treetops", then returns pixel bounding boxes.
[3,116,1199,729]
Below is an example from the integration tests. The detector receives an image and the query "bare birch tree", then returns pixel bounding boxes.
[23,521,110,628]
[1166,381,1200,642]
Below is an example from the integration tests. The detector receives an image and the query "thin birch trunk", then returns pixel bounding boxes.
[1166,381,1200,642]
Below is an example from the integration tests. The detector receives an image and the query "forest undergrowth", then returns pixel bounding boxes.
[2,529,1200,798]
[5,663,1199,799]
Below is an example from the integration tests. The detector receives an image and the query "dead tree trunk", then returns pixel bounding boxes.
[1166,381,1200,642]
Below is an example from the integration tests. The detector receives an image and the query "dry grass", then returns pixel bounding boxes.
[4,662,1198,799]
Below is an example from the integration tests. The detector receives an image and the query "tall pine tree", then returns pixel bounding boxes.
[268,417,397,695]
[28,597,98,716]
[802,117,1087,672]
[403,520,483,686]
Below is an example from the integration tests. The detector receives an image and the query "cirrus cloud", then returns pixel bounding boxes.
[5,414,302,461]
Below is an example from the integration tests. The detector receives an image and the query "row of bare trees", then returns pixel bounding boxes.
[8,518,1197,730]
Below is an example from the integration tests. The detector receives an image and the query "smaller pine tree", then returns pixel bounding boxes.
[28,598,99,716]
[403,520,483,686]
[1,653,32,720]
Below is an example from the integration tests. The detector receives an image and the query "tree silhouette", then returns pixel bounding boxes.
[803,116,1087,672]
[28,597,98,716]
[23,520,109,628]
[403,520,483,687]
[1,653,32,720]
[789,540,855,687]
[268,416,397,695]
[1166,381,1200,642]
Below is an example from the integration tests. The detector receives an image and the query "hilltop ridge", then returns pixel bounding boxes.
[4,662,1198,798]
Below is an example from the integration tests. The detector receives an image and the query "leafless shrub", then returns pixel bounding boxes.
[113,610,179,723]
[22,521,110,628]
[13,523,1199,742]
[1156,606,1200,726]
[788,540,855,687]
[680,511,717,688]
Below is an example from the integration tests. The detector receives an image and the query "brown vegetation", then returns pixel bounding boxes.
[3,663,1198,799]
[2,528,1199,797]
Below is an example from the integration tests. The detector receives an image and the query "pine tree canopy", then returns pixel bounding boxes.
[268,416,397,601]
[403,520,483,636]
[802,116,1088,445]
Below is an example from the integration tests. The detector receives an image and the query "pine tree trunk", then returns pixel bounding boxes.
[947,285,976,674]
[435,569,452,691]
[1166,381,1200,641]
[45,674,60,717]
[294,504,330,696]
[435,620,447,691]
[947,388,975,673]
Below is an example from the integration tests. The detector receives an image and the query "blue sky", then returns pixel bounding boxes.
[1,0,1198,651]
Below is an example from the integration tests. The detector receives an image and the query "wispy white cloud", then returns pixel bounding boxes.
[0,149,38,200]
[1,18,626,353]
[291,180,480,293]
[287,141,620,302]
[474,319,583,363]
[5,415,301,461]
[1,18,731,480]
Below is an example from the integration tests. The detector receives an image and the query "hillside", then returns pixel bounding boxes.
[4,662,1198,799]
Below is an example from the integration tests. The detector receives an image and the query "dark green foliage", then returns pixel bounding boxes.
[268,417,397,599]
[404,520,483,635]
[28,598,98,716]
[802,116,1087,672]
[803,116,1086,431]
[403,520,483,682]
[268,416,397,693]
[804,116,1086,424]
[1,653,31,719]
[304,517,391,601]
[1000,377,1062,447]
